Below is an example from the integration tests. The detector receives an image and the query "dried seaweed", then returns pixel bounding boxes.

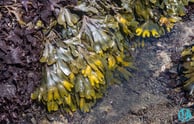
[0,0,44,123]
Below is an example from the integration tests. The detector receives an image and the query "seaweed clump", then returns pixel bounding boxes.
[30,0,194,113]
[119,0,194,37]
[31,7,133,112]
[179,45,194,94]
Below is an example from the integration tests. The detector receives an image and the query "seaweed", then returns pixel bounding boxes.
[31,9,134,112]
[30,0,194,113]
[1,0,194,118]
[179,45,194,94]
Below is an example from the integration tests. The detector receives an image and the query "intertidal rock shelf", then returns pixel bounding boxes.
[0,0,194,123]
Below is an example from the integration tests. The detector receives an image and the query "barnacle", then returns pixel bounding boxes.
[179,45,194,94]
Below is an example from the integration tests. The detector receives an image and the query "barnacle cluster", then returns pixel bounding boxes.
[30,0,194,113]
[179,45,194,94]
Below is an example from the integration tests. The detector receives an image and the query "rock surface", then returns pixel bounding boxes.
[37,21,194,124]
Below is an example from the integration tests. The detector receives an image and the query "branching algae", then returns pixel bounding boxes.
[30,0,194,112]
